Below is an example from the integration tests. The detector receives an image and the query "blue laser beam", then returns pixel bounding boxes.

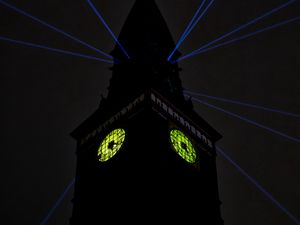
[180,0,215,41]
[177,0,207,46]
[190,97,300,144]
[182,0,297,58]
[86,0,130,59]
[184,90,300,118]
[178,15,300,62]
[216,146,300,225]
[167,0,207,61]
[0,0,112,59]
[0,36,114,64]
[39,178,75,225]
[179,0,215,46]
[176,0,297,62]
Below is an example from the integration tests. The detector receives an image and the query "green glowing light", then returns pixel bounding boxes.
[98,128,126,162]
[170,129,197,163]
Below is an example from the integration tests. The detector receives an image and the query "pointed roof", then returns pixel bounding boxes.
[111,0,180,62]
[106,0,184,107]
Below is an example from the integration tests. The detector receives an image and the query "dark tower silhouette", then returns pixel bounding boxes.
[70,0,223,224]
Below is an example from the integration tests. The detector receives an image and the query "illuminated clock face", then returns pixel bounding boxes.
[170,129,197,163]
[98,128,126,162]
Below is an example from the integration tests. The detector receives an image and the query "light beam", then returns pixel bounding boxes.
[167,0,208,61]
[0,36,114,64]
[217,146,300,225]
[86,0,130,59]
[0,0,112,59]
[177,15,300,62]
[184,90,300,118]
[190,97,300,144]
[39,178,75,225]
[180,0,215,45]
[176,0,297,62]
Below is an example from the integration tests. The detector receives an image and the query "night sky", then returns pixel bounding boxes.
[1,0,300,225]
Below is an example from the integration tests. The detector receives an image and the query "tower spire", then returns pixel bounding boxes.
[106,0,184,108]
[112,0,180,62]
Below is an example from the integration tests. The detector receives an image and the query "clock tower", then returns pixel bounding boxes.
[70,0,223,224]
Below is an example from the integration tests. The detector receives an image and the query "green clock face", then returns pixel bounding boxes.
[170,129,197,163]
[98,128,126,162]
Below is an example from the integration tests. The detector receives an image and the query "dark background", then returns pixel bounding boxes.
[0,0,299,224]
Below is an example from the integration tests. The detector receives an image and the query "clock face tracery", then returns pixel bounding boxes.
[170,129,197,163]
[97,128,126,162]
